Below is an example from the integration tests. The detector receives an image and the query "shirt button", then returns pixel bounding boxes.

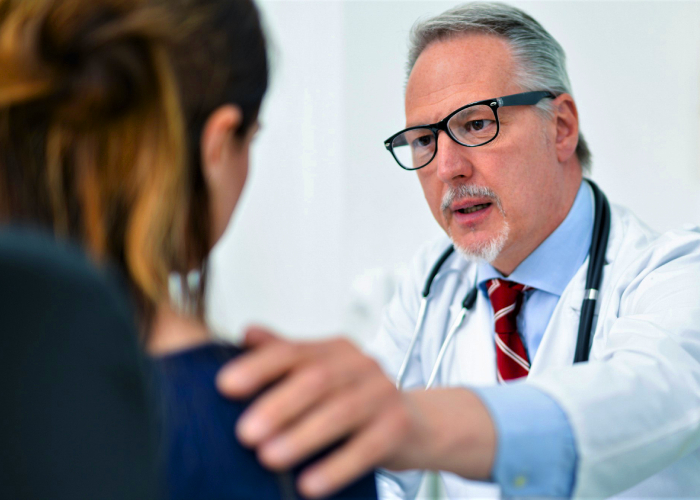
[513,475,528,488]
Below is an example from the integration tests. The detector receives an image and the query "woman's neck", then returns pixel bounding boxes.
[147,304,211,356]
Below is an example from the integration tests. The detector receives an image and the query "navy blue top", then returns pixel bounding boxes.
[154,343,377,500]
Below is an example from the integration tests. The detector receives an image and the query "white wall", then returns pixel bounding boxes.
[206,0,700,343]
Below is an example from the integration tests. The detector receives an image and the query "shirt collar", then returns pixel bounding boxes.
[477,181,594,297]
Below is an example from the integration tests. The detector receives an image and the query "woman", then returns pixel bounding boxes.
[0,0,377,498]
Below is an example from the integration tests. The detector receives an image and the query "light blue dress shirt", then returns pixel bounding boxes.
[473,181,593,497]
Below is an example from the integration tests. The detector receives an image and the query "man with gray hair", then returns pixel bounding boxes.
[218,3,700,498]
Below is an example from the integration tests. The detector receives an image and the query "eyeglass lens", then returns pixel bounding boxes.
[390,104,498,170]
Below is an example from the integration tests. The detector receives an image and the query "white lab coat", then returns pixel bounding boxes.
[366,203,700,499]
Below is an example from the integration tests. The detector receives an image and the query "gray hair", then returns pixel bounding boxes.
[407,2,591,171]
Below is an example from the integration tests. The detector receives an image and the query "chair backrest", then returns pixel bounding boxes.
[0,226,159,499]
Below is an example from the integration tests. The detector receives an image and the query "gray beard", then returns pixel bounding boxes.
[450,219,510,263]
[442,184,509,263]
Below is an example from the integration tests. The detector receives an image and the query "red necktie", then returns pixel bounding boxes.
[486,278,531,382]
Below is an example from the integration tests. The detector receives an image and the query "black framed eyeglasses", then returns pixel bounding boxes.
[384,90,556,171]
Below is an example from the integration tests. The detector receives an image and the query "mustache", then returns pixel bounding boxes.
[440,185,503,213]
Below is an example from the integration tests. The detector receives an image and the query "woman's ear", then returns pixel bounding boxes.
[200,104,244,183]
[200,104,252,247]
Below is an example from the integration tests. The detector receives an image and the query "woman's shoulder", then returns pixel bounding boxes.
[153,341,378,500]
[155,342,242,378]
[154,342,285,500]
[153,341,250,433]
[154,341,252,434]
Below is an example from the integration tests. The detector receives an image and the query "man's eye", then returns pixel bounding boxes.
[468,120,484,131]
[465,119,494,132]
[412,134,434,148]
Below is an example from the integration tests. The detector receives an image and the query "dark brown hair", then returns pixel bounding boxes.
[0,0,268,328]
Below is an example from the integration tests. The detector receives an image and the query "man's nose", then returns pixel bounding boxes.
[434,131,474,184]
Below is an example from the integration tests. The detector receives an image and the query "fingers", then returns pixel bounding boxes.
[215,325,283,397]
[296,404,411,498]
[236,348,367,446]
[256,374,392,469]
[218,337,359,399]
[217,339,317,397]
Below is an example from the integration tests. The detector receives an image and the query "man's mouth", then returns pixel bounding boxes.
[456,203,491,214]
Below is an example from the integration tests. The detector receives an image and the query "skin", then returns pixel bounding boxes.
[148,104,256,355]
[216,33,584,498]
[201,105,257,248]
[410,34,582,275]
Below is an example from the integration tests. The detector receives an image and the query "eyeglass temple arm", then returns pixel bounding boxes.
[498,90,556,107]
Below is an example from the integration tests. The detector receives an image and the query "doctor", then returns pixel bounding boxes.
[217,3,700,498]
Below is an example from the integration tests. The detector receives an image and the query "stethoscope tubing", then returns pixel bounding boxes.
[574,179,611,363]
[395,298,428,390]
[426,307,466,389]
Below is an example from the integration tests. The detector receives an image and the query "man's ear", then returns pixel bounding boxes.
[200,104,244,183]
[553,93,580,164]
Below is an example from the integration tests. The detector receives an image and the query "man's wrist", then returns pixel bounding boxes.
[396,388,496,479]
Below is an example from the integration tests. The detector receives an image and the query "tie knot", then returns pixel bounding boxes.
[486,278,530,334]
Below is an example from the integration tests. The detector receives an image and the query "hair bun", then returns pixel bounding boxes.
[0,0,171,125]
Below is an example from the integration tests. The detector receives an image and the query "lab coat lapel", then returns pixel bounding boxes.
[443,288,498,387]
[421,263,498,388]
[530,206,624,375]
[529,262,587,375]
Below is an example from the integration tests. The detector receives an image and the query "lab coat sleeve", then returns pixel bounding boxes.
[526,230,700,498]
[374,470,425,500]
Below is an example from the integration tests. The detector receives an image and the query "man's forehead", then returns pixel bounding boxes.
[404,34,518,123]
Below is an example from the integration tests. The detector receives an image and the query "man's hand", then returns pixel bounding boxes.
[216,326,496,498]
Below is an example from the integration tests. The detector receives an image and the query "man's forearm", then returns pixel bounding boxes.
[397,386,577,498]
[392,388,496,479]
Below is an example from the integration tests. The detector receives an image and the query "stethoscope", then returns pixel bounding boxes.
[395,179,611,390]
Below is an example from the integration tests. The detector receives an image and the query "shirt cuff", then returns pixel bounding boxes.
[472,383,578,497]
